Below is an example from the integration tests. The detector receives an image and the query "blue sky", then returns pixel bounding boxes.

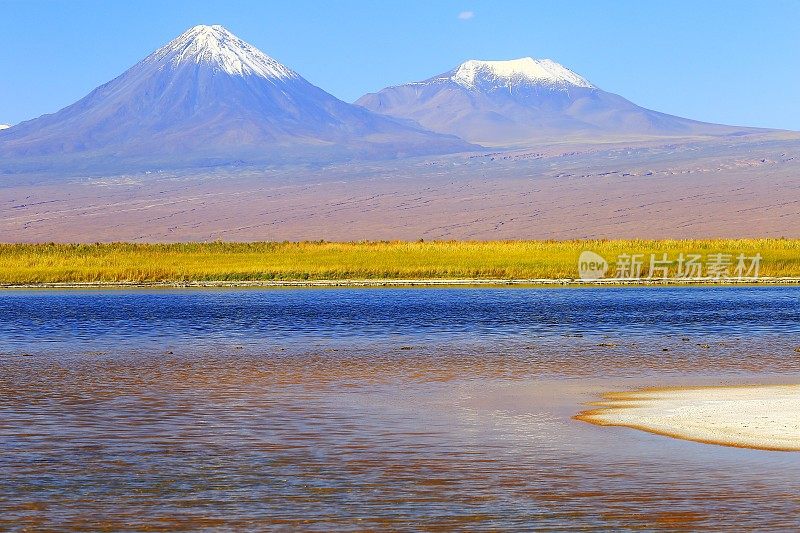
[2,0,799,129]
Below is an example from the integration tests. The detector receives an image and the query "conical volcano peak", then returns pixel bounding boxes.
[452,57,594,89]
[146,24,298,80]
[0,24,473,172]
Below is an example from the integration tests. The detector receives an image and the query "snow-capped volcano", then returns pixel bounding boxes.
[148,25,298,80]
[450,58,594,90]
[357,58,757,146]
[0,25,472,173]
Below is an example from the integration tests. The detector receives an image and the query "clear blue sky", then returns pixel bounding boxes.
[2,0,799,129]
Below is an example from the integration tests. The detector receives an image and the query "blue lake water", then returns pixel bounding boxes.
[2,286,799,352]
[1,287,799,530]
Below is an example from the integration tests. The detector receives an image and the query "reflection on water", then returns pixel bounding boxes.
[1,288,800,530]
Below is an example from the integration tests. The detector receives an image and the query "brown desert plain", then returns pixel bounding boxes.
[3,133,799,242]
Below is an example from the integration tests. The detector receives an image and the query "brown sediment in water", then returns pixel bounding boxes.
[575,384,800,452]
[3,350,800,529]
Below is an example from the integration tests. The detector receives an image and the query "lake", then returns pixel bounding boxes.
[1,287,799,530]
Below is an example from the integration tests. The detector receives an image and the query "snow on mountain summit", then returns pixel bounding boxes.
[451,58,594,89]
[147,24,298,80]
[357,56,750,146]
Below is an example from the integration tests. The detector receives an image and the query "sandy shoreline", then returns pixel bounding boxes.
[2,276,800,289]
[576,384,800,452]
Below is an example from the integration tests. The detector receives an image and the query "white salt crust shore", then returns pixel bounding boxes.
[576,384,800,452]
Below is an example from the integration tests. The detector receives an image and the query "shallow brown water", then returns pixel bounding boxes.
[1,288,800,530]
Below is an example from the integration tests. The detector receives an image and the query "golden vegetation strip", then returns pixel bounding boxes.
[1,239,799,285]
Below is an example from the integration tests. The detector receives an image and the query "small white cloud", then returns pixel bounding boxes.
[458,11,475,20]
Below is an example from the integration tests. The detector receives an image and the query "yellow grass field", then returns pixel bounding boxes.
[1,239,799,285]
